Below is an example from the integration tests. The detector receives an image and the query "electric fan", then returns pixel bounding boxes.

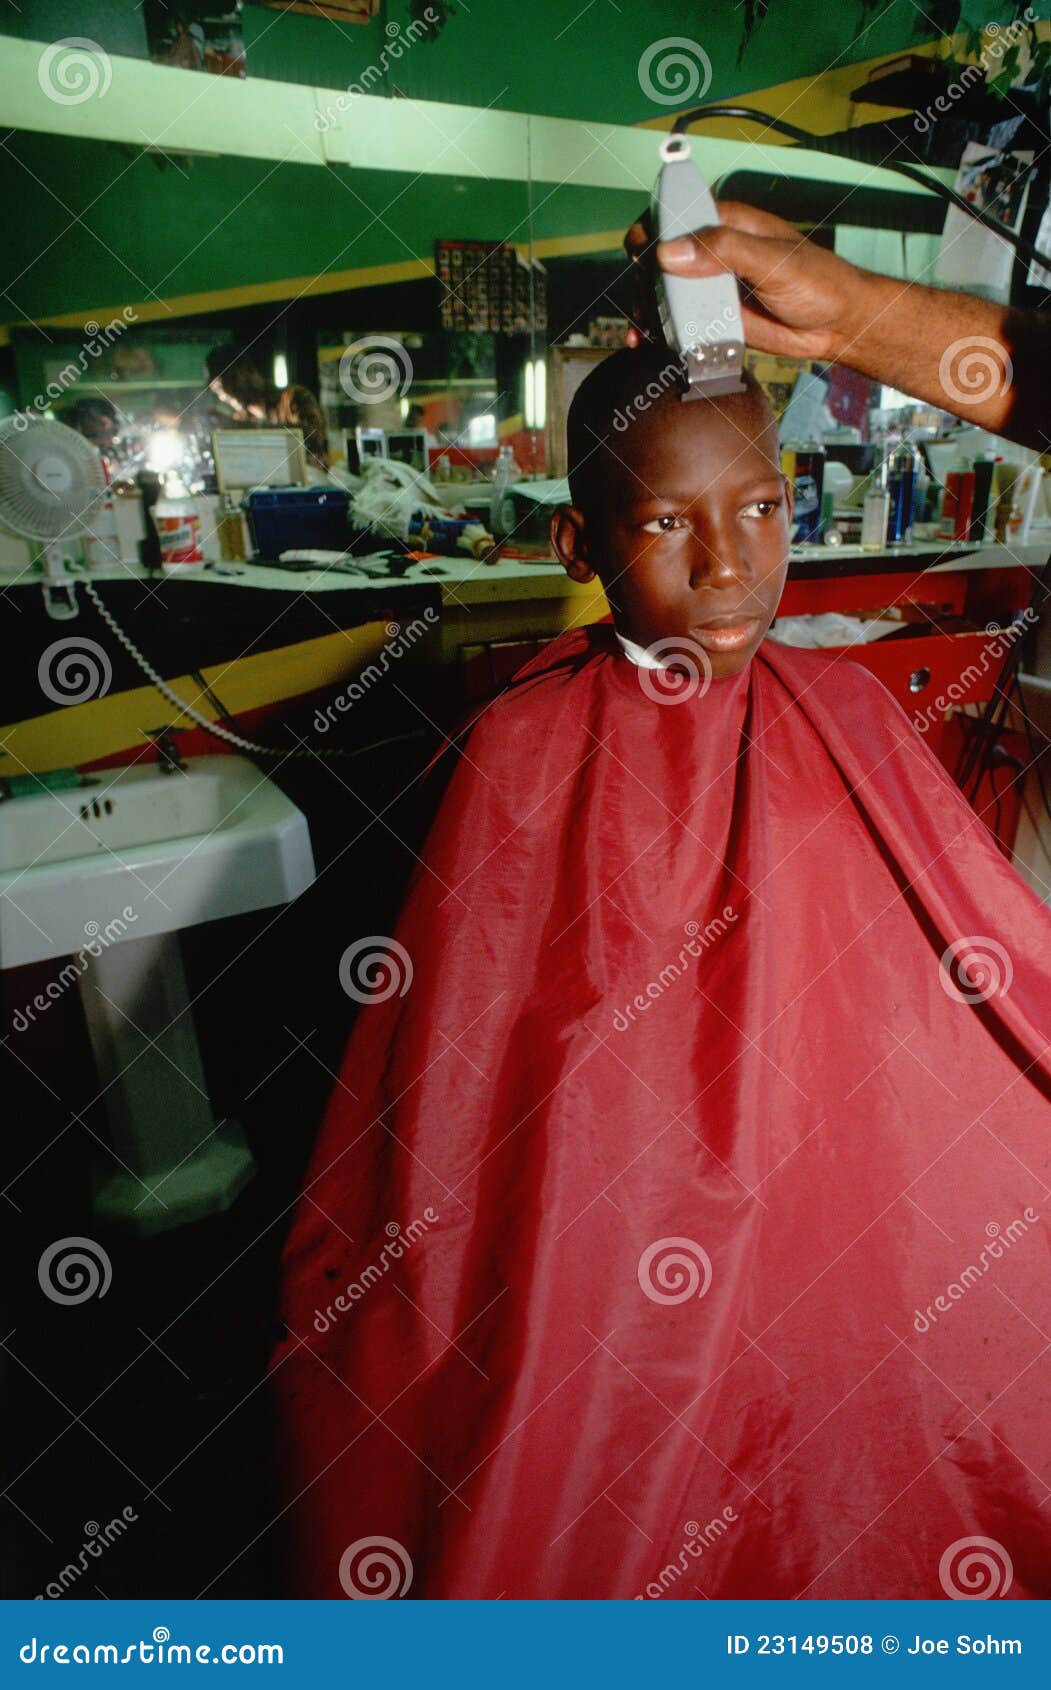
[0,414,106,618]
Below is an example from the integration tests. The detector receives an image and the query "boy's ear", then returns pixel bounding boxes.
[550,505,596,584]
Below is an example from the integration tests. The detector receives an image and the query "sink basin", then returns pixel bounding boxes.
[1,754,316,1236]
[0,760,235,871]
[0,755,315,968]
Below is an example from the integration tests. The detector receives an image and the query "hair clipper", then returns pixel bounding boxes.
[641,135,746,400]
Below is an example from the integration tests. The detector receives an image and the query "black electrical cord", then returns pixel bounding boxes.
[668,105,1051,274]
[82,579,427,768]
[951,630,1021,797]
[990,761,1005,847]
[1011,669,1051,822]
[944,536,1051,807]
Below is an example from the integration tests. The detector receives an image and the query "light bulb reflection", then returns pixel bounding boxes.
[146,428,184,472]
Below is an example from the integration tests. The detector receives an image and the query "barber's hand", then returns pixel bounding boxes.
[625,201,870,364]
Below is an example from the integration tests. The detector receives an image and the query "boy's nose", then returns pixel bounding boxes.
[687,532,752,591]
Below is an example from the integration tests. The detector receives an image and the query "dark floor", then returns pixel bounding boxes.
[3,731,440,1600]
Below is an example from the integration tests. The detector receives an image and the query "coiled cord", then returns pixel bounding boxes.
[81,578,426,765]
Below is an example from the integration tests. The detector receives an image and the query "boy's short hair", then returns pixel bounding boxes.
[567,346,685,513]
[566,344,769,515]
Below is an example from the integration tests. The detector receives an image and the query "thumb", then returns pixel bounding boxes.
[658,223,803,294]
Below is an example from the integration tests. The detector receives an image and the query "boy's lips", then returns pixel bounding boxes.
[690,615,762,653]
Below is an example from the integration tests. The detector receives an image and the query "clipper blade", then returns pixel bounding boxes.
[653,135,746,399]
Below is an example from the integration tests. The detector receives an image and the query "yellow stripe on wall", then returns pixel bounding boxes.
[7,234,639,336]
[6,258,438,337]
[2,620,404,773]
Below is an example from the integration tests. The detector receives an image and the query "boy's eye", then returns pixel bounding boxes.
[641,514,687,534]
[742,498,782,519]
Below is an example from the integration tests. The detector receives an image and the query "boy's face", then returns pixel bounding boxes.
[552,384,791,680]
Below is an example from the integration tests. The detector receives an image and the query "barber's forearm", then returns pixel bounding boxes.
[831,271,1045,451]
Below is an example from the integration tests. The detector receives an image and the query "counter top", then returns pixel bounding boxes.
[3,538,1045,606]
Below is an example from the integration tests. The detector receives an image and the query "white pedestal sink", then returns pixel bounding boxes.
[1,755,315,1234]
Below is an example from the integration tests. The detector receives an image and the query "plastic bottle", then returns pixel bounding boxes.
[861,486,889,549]
[886,441,920,544]
[154,494,203,567]
[939,459,973,541]
[969,455,997,542]
[83,465,122,570]
[490,445,518,539]
[1005,464,1044,544]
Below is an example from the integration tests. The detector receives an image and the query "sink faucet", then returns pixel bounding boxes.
[146,726,188,774]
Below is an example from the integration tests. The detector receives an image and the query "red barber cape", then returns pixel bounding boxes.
[272,625,1051,1600]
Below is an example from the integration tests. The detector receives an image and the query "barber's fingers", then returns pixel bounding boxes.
[710,200,801,241]
[657,222,808,289]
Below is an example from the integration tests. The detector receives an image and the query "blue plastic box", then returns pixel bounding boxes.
[245,486,350,556]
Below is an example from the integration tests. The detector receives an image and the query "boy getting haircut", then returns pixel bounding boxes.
[273,347,1051,1600]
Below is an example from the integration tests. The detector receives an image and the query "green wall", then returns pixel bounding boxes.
[2,1,1033,328]
[0,0,986,124]
[0,129,643,320]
